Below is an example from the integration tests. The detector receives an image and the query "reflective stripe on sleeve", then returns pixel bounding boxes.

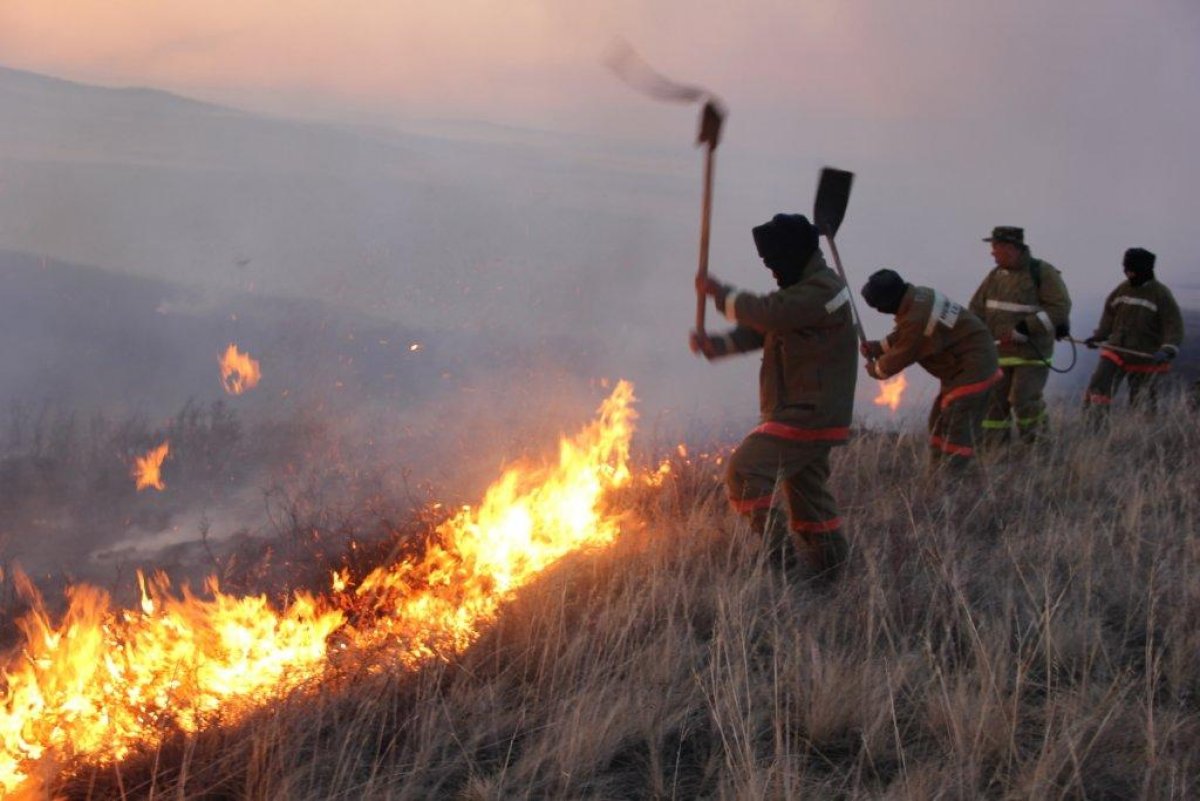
[997,356,1046,367]
[722,290,742,323]
[986,300,1039,313]
[981,419,1011,430]
[1112,296,1158,312]
[825,287,850,314]
[1036,310,1053,333]
[1016,412,1048,429]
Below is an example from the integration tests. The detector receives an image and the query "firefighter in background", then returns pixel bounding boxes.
[969,226,1072,444]
[1083,247,1184,415]
[860,270,1001,470]
[690,213,857,584]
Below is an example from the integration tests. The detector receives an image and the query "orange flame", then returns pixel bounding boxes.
[219,343,262,395]
[132,441,169,491]
[0,381,642,795]
[872,373,908,412]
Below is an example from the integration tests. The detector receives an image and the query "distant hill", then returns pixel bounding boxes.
[0,248,605,420]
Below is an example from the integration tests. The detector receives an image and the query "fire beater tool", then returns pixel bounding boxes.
[1066,337,1158,361]
[813,167,869,353]
[606,42,726,336]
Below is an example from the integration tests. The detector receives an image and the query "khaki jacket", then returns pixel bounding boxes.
[968,253,1071,365]
[875,286,999,389]
[708,252,857,437]
[1092,279,1184,365]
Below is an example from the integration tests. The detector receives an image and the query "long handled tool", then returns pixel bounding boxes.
[694,102,724,335]
[812,167,868,351]
[1067,337,1158,360]
[606,41,726,336]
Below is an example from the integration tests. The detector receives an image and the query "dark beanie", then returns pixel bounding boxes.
[861,269,908,314]
[1123,247,1156,277]
[752,214,819,270]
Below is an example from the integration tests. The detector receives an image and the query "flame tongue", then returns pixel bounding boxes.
[219,343,262,395]
[873,373,908,412]
[0,381,641,794]
[353,380,637,661]
[133,441,170,491]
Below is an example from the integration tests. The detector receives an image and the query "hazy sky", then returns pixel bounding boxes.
[2,0,1199,423]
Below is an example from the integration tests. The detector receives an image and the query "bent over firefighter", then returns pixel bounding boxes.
[860,269,1000,470]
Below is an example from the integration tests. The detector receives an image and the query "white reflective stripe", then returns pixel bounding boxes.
[924,290,962,337]
[825,287,850,314]
[986,300,1039,313]
[1112,296,1158,312]
[722,290,742,323]
[1036,311,1053,333]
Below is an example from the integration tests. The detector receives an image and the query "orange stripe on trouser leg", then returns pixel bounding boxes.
[930,435,973,457]
[730,495,774,513]
[790,517,842,534]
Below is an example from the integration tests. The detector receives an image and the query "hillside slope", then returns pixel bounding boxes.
[44,394,1200,799]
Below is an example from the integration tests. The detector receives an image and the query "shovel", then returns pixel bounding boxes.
[813,167,869,352]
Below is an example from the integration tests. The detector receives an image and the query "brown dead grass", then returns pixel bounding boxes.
[50,392,1200,800]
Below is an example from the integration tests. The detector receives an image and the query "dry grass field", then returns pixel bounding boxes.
[33,389,1200,800]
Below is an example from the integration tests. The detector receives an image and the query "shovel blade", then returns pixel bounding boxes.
[697,100,725,149]
[813,167,854,237]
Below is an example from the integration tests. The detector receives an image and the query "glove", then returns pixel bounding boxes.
[1152,349,1173,364]
[860,340,884,359]
[864,360,885,379]
[1014,320,1031,338]
[1055,322,1071,341]
[695,275,731,314]
[689,330,718,360]
[1084,336,1104,350]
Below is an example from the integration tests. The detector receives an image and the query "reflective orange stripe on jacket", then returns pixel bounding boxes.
[751,422,851,442]
[1101,348,1168,374]
[940,369,1004,410]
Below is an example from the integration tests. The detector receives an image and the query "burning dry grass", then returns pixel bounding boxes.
[18,391,1200,799]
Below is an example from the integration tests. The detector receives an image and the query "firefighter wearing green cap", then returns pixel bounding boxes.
[691,213,857,584]
[968,226,1072,443]
[860,270,1001,469]
[1083,247,1184,415]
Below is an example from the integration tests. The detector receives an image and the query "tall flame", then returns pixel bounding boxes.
[132,441,170,491]
[0,381,640,795]
[219,343,262,395]
[872,373,908,412]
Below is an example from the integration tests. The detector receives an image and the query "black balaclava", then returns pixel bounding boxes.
[751,213,819,288]
[1123,247,1156,287]
[861,269,909,315]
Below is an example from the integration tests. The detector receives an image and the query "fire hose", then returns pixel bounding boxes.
[994,335,1077,374]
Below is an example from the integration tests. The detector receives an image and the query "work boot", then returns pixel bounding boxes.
[751,509,797,573]
[793,530,849,588]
